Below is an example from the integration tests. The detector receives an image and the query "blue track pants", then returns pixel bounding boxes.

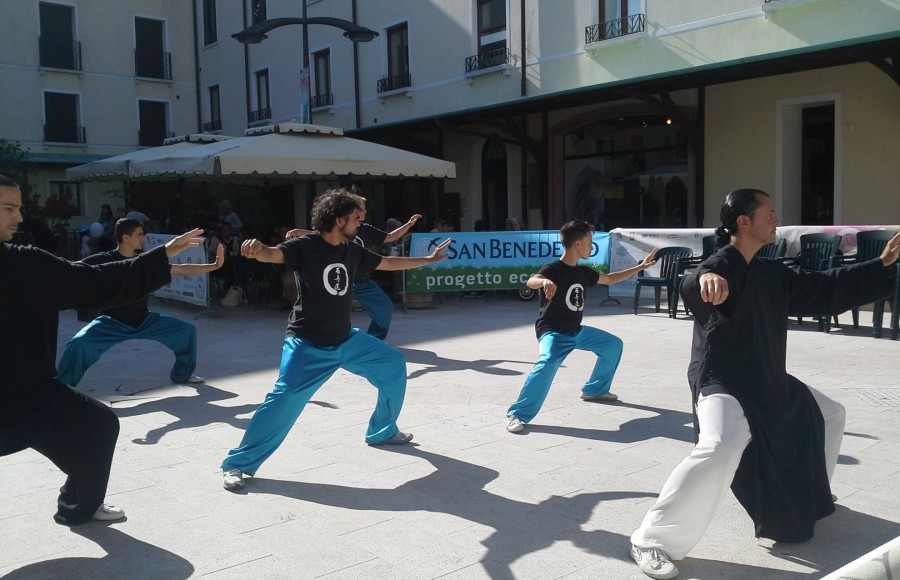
[353,280,393,340]
[57,313,197,386]
[221,329,407,475]
[507,326,623,423]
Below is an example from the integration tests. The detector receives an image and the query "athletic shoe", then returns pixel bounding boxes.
[506,416,525,433]
[91,503,125,521]
[180,375,206,384]
[630,545,678,579]
[371,431,413,445]
[580,391,618,402]
[223,468,245,490]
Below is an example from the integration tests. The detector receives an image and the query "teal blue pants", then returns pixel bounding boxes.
[353,280,393,340]
[221,329,407,475]
[507,326,623,423]
[57,313,197,386]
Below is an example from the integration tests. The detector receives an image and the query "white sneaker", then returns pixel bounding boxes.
[369,431,414,446]
[580,391,618,402]
[506,416,524,433]
[179,375,206,384]
[630,545,678,579]
[91,503,125,521]
[223,468,245,490]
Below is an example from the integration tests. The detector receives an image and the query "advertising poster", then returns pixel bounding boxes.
[144,234,209,307]
[406,230,611,293]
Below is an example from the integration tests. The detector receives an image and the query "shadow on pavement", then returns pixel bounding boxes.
[399,347,533,380]
[247,446,652,579]
[525,401,696,444]
[2,525,194,580]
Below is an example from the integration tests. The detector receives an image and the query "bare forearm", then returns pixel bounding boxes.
[171,262,222,275]
[376,255,435,271]
[600,264,646,285]
[251,245,285,264]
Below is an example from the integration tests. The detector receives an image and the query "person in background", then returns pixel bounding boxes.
[57,218,224,388]
[431,219,454,233]
[218,200,243,235]
[97,203,116,251]
[505,217,524,231]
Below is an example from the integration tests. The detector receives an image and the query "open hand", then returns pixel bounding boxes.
[880,232,900,266]
[165,228,204,257]
[426,238,452,262]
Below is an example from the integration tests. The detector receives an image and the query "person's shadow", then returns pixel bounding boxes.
[111,384,261,445]
[1,525,193,579]
[398,347,534,380]
[525,401,696,444]
[249,446,653,578]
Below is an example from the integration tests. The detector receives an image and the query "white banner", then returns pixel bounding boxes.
[143,234,210,307]
[609,228,714,297]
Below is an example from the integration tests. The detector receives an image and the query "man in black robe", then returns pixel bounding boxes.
[0,176,205,525]
[629,189,900,579]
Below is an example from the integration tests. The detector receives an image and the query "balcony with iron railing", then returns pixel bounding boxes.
[585,13,645,44]
[202,119,223,132]
[465,47,511,73]
[248,108,271,123]
[311,93,334,109]
[134,50,172,80]
[39,37,82,71]
[44,124,86,144]
[377,72,412,94]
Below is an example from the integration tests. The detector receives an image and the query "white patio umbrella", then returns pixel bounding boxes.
[127,123,456,180]
[66,134,232,182]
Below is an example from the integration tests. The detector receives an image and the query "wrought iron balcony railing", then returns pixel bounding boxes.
[134,50,172,80]
[377,72,412,94]
[44,124,86,144]
[311,93,334,108]
[465,47,511,73]
[39,37,82,71]
[248,108,271,122]
[585,13,645,44]
[202,119,223,132]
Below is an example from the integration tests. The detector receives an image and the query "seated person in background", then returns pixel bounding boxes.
[58,218,224,388]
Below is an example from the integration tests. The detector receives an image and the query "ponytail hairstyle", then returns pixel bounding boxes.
[715,189,769,249]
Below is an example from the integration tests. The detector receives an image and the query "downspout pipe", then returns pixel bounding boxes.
[520,0,526,97]
[192,0,202,132]
[353,0,362,129]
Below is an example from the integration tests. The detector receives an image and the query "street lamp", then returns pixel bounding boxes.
[233,17,378,124]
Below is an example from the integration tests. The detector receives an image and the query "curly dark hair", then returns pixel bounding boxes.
[559,219,595,248]
[310,188,366,233]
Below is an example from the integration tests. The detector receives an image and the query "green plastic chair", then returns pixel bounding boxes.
[633,246,693,316]
[834,230,896,337]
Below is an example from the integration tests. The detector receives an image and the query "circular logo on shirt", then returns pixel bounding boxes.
[565,284,585,312]
[323,263,350,296]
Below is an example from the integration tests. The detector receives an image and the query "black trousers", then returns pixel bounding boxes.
[1,380,119,525]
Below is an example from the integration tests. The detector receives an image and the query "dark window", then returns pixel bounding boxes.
[477,0,506,54]
[135,17,170,79]
[39,3,79,70]
[252,71,270,121]
[251,0,266,25]
[48,181,82,215]
[205,85,222,131]
[43,92,82,143]
[139,100,168,146]
[387,23,409,81]
[203,0,217,45]
[598,0,643,38]
[313,49,331,100]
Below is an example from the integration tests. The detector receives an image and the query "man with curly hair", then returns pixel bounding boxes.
[220,188,451,491]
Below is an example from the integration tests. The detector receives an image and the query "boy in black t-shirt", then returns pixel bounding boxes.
[221,188,450,491]
[506,220,657,433]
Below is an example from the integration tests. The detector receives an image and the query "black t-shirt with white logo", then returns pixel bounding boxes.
[533,260,600,339]
[279,234,383,346]
[352,223,387,284]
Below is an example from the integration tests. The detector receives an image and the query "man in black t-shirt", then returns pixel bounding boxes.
[505,220,656,434]
[58,218,224,388]
[221,188,450,491]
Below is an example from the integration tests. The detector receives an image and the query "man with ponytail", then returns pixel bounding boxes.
[629,189,900,579]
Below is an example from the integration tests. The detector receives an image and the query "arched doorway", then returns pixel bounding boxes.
[481,137,508,231]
